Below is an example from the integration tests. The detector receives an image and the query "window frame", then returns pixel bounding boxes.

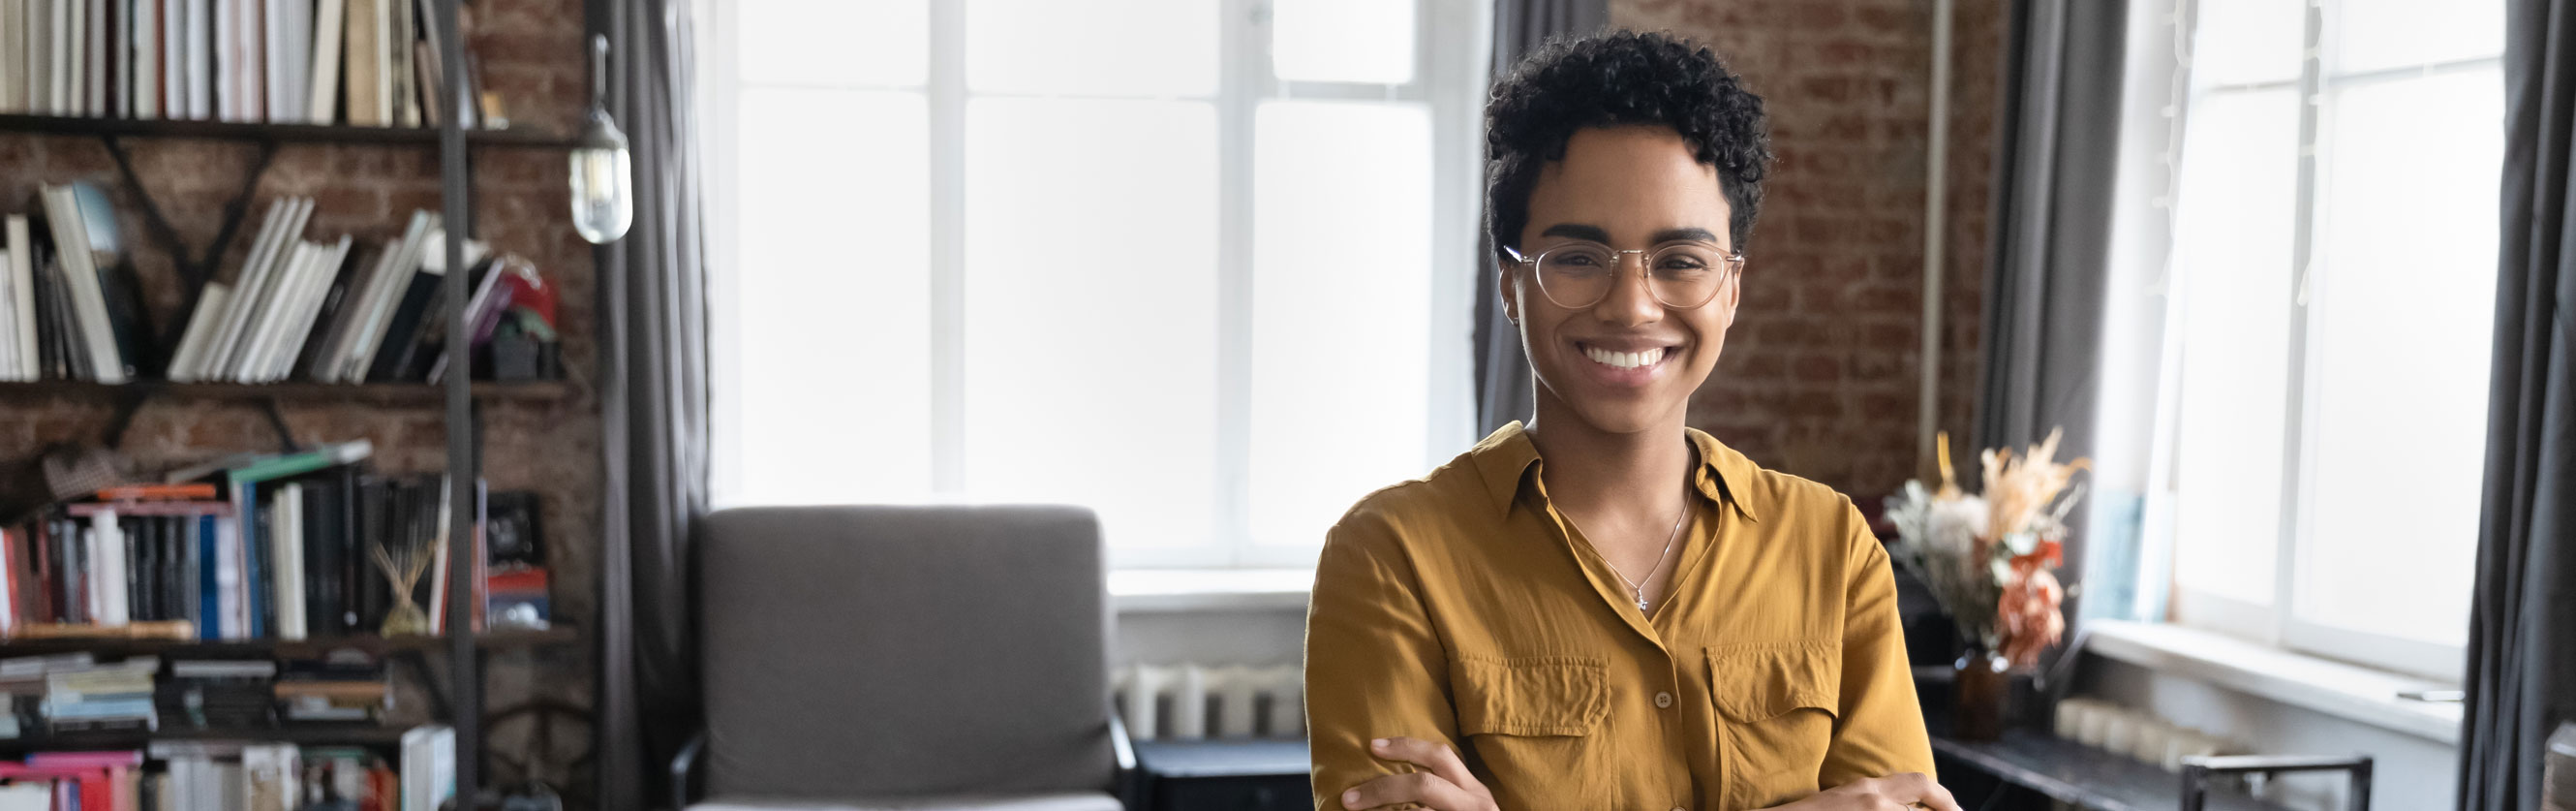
[2145,0,2496,683]
[694,0,1489,570]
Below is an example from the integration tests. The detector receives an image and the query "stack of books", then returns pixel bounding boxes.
[129,731,446,811]
[1,187,557,386]
[0,184,145,384]
[272,651,383,726]
[0,654,94,738]
[0,750,143,811]
[157,658,276,731]
[39,656,157,734]
[166,204,509,385]
[0,439,514,642]
[0,0,495,129]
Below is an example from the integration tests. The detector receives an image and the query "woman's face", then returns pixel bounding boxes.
[1505,125,1742,437]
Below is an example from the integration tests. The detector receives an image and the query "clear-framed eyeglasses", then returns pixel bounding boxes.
[1503,241,1745,310]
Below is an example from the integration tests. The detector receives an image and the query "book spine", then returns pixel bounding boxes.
[89,510,128,626]
[190,514,210,640]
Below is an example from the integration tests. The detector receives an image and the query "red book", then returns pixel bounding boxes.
[366,764,396,811]
[94,483,219,502]
[65,501,232,517]
[29,518,54,626]
[8,525,33,632]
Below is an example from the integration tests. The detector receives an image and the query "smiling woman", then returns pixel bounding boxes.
[1303,30,1957,811]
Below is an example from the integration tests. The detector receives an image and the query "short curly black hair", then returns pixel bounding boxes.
[1485,30,1772,260]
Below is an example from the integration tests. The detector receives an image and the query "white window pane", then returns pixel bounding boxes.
[1249,102,1434,551]
[1272,0,1417,84]
[966,0,1217,96]
[2331,0,2505,75]
[2296,69,2502,646]
[2169,89,2301,607]
[963,99,1220,553]
[730,89,934,503]
[739,0,926,87]
[2193,0,2306,87]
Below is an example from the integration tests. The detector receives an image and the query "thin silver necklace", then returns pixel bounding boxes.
[1565,491,1690,611]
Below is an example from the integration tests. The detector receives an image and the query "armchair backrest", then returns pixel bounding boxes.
[695,504,1114,799]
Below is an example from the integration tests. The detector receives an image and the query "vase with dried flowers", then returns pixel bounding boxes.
[1885,428,2087,739]
[373,539,436,637]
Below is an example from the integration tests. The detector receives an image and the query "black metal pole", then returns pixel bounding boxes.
[435,0,480,805]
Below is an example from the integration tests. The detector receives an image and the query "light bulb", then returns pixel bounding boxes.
[570,111,632,244]
[571,34,633,245]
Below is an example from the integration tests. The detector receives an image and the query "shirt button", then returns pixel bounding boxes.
[1654,691,1673,708]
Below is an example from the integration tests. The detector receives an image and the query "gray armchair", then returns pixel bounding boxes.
[672,505,1136,811]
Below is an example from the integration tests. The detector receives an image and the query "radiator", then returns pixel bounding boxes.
[1116,664,1303,741]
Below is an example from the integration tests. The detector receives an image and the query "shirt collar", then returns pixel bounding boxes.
[1469,421,1764,523]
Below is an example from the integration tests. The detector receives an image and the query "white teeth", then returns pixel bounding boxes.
[1583,346,1666,369]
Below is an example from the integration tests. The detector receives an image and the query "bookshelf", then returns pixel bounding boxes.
[0,379,578,406]
[0,725,418,752]
[0,0,586,805]
[0,113,580,148]
[0,627,578,659]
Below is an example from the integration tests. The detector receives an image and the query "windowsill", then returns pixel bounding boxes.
[2083,619,2463,744]
[1109,569,1314,613]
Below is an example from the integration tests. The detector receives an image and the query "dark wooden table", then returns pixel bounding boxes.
[1131,738,1310,811]
[1931,729,2293,811]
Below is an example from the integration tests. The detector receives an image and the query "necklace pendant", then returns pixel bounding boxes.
[1637,597,1650,610]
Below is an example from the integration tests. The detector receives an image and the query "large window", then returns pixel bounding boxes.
[695,0,1487,568]
[2148,0,2501,680]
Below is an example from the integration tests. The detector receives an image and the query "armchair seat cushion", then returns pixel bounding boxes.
[690,792,1123,811]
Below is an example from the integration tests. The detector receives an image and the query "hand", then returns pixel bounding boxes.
[1336,736,1499,811]
[1774,773,1961,811]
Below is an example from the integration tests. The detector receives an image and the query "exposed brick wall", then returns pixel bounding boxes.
[0,0,599,798]
[1610,0,2004,500]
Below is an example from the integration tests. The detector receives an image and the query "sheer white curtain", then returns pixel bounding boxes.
[2141,0,2503,680]
[696,0,1487,568]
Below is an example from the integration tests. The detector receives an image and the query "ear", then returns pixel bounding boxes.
[1717,263,1744,323]
[1495,258,1521,324]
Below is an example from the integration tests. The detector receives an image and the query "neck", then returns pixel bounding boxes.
[1523,394,1696,522]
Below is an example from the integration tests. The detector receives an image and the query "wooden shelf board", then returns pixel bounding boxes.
[0,725,416,750]
[0,380,575,404]
[0,113,579,148]
[0,626,580,658]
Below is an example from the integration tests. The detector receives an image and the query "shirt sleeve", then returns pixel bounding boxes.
[1304,512,1457,811]
[1819,504,1939,788]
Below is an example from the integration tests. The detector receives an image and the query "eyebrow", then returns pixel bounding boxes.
[1535,224,1727,247]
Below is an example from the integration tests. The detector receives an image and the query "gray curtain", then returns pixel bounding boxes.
[589,1,711,808]
[1973,0,2124,466]
[1473,0,1606,435]
[2458,0,2576,806]
[1972,0,2124,653]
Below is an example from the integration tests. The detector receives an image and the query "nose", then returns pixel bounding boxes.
[1590,252,1664,328]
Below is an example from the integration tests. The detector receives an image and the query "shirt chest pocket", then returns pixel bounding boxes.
[1707,641,1841,804]
[1451,654,1612,809]
[1453,654,1608,736]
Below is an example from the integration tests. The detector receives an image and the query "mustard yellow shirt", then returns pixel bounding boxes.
[1303,421,1934,811]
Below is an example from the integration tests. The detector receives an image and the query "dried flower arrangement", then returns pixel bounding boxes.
[1885,429,2089,671]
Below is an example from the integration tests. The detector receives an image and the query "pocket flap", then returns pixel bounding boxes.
[1452,654,1608,736]
[1705,640,1841,722]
